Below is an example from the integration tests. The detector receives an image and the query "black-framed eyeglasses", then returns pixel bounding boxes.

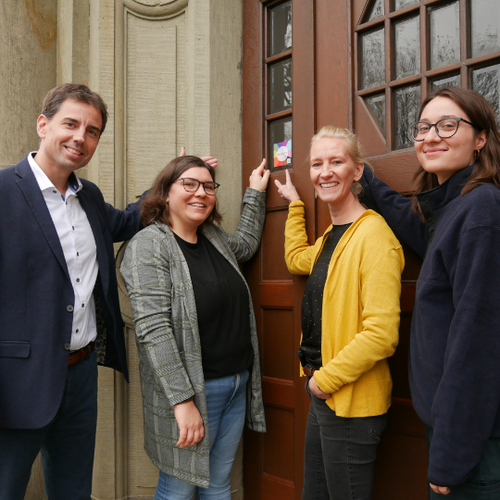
[411,117,481,142]
[174,177,220,196]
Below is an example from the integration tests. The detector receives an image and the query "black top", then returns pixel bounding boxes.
[298,223,351,370]
[174,232,253,379]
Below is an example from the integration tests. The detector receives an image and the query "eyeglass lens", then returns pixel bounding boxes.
[411,118,461,140]
[180,178,217,195]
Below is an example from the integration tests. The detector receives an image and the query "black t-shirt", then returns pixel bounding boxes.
[174,232,253,379]
[297,223,351,370]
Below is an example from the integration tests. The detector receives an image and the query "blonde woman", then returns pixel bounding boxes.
[275,127,404,500]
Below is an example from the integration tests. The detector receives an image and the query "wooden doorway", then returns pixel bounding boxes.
[242,0,500,498]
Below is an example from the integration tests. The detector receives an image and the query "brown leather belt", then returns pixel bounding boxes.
[303,366,316,377]
[68,342,95,366]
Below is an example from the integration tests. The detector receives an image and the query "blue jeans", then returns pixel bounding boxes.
[0,350,98,500]
[154,370,249,500]
[426,427,500,499]
[302,379,387,500]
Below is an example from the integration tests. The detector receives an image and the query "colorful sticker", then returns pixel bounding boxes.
[273,140,292,168]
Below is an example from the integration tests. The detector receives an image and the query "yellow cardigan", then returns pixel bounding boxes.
[285,202,404,418]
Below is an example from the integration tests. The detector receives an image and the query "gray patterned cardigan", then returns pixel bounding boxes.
[120,188,267,487]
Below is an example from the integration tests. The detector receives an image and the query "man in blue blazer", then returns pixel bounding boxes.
[0,84,142,499]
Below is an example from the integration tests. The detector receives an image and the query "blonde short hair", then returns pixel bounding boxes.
[310,126,365,164]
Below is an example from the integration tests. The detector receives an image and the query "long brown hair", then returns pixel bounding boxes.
[413,86,500,196]
[140,155,223,228]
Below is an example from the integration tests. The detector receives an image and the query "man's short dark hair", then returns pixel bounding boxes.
[41,83,108,136]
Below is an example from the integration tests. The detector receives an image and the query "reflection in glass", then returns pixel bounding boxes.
[270,59,292,114]
[394,85,421,150]
[270,1,292,56]
[361,29,385,89]
[471,0,500,57]
[472,64,500,128]
[429,2,460,69]
[395,0,418,10]
[431,75,461,91]
[270,118,293,171]
[395,16,420,79]
[366,94,386,135]
[367,0,384,21]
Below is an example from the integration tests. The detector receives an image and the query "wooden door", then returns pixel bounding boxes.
[242,0,500,498]
[242,2,315,498]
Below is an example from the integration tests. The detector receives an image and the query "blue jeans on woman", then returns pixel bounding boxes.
[302,379,387,500]
[154,370,249,500]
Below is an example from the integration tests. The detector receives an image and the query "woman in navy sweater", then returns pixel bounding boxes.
[361,86,500,498]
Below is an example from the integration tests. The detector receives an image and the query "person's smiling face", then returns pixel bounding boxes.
[309,137,363,209]
[35,98,102,176]
[414,96,487,184]
[167,167,216,234]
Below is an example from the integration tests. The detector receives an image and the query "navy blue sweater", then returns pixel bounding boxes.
[361,165,500,487]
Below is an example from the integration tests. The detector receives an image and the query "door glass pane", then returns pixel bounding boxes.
[429,2,460,69]
[270,59,292,114]
[361,28,385,89]
[395,16,420,79]
[269,1,292,57]
[367,0,384,21]
[395,0,418,10]
[365,94,386,135]
[471,0,500,58]
[270,118,293,171]
[394,85,421,150]
[431,74,461,91]
[471,64,500,127]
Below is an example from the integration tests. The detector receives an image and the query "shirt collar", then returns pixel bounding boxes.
[28,152,83,195]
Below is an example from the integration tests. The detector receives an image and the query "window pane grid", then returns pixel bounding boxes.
[356,0,500,151]
[266,1,293,172]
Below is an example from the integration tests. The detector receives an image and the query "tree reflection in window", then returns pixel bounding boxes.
[361,29,385,89]
[431,75,461,91]
[395,16,420,79]
[429,3,460,70]
[394,86,421,150]
[471,0,500,57]
[472,64,500,128]
[367,0,383,21]
[366,94,386,133]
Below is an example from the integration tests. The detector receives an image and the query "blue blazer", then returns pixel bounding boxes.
[0,156,142,429]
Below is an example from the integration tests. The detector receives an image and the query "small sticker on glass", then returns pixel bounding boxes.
[273,140,292,168]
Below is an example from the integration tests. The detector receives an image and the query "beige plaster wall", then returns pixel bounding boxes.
[0,0,57,169]
[0,2,57,498]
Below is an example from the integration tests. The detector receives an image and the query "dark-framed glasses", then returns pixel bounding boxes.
[174,177,220,196]
[411,117,481,142]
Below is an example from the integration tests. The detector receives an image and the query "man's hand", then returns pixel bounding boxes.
[179,147,218,168]
[174,399,204,448]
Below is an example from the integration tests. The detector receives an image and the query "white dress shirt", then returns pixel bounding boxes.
[28,153,98,351]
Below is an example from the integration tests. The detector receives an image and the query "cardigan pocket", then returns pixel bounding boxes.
[0,341,30,358]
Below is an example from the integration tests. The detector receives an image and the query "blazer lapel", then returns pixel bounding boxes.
[15,160,69,277]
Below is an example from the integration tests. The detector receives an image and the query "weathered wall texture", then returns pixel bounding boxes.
[0,2,56,497]
[0,0,244,499]
[0,0,57,169]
